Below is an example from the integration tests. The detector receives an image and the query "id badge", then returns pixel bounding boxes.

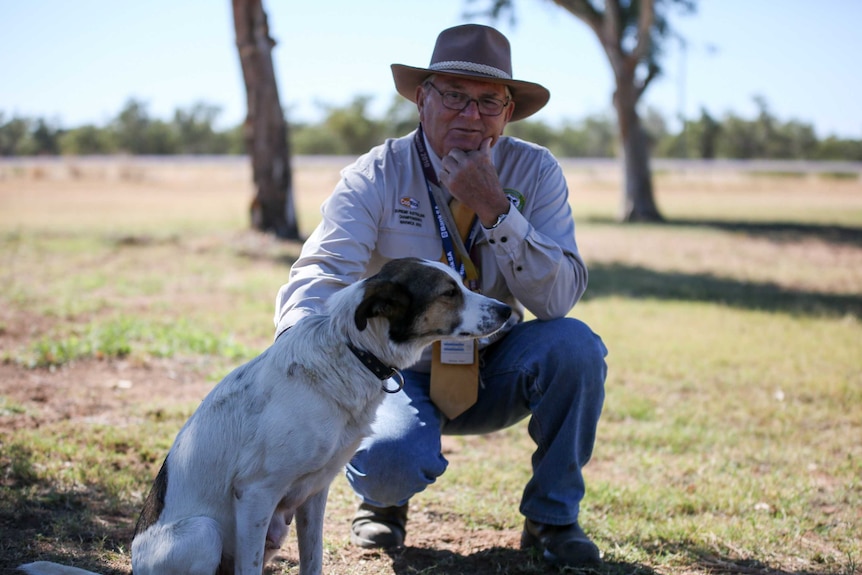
[440,339,475,365]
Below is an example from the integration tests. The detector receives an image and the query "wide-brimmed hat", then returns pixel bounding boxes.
[391,24,550,122]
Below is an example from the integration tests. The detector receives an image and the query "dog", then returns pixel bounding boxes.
[20,257,512,575]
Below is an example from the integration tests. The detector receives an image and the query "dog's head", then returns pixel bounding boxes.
[341,258,511,367]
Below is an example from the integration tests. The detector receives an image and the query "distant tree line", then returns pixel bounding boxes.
[2,95,860,161]
[0,100,245,156]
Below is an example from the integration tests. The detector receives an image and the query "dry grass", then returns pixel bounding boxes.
[1,158,860,575]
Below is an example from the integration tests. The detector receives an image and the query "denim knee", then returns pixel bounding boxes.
[535,318,607,386]
[346,426,448,507]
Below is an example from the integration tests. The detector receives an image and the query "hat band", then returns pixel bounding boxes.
[429,60,511,80]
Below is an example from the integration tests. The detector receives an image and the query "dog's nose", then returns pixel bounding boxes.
[495,303,512,322]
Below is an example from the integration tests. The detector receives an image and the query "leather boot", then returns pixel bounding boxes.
[350,502,408,549]
[521,518,602,567]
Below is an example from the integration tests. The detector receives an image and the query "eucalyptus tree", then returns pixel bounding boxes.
[232,0,299,239]
[478,0,697,222]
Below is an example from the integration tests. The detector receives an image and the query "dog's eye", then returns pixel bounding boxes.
[442,285,459,298]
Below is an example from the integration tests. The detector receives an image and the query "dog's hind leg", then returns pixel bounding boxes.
[295,487,328,575]
[131,516,222,575]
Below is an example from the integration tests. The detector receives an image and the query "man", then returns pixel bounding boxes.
[274,24,608,568]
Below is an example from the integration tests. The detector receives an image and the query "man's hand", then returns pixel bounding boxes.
[439,137,511,227]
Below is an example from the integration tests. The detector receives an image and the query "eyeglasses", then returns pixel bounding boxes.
[424,82,511,117]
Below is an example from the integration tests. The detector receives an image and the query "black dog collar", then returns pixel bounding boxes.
[347,343,405,393]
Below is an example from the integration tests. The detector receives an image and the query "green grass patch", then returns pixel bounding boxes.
[750,170,808,178]
[818,171,860,180]
[10,316,254,369]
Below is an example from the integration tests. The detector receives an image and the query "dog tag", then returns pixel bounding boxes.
[439,339,474,364]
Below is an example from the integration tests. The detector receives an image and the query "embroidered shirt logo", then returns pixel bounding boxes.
[400,197,420,210]
[504,188,525,212]
[396,196,425,227]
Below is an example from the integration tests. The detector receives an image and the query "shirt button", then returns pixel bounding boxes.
[500,236,508,243]
[516,265,523,272]
[489,239,496,244]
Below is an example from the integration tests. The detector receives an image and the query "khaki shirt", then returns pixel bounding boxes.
[274,128,588,370]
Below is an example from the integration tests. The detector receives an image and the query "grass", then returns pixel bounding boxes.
[0,159,860,574]
[11,315,253,368]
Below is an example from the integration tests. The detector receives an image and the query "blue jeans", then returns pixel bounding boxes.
[346,317,607,526]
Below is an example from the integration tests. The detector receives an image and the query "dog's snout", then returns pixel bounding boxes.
[472,299,512,337]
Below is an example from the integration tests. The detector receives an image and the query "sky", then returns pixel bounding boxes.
[1,0,861,139]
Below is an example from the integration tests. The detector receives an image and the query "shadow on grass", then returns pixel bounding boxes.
[585,217,862,248]
[668,219,862,248]
[384,545,840,575]
[690,554,829,575]
[0,444,133,574]
[386,545,658,575]
[584,263,862,318]
[650,541,841,575]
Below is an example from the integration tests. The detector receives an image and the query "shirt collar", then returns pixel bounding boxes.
[422,130,444,174]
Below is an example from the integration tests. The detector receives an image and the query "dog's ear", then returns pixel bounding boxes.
[354,279,411,331]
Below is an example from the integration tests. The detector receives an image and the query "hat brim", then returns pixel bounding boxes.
[391,64,550,122]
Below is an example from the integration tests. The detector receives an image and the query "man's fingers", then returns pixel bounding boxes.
[447,148,466,162]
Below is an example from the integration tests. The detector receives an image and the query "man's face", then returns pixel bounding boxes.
[416,75,515,157]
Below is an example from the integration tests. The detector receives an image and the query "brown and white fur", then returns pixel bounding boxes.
[20,257,512,575]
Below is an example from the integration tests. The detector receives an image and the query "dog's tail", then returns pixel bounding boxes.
[18,561,102,575]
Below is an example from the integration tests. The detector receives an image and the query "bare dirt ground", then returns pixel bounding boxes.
[0,310,213,432]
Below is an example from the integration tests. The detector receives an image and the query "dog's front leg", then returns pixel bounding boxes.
[295,487,328,575]
[234,488,278,575]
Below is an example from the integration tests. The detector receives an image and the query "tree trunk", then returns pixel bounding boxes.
[552,0,664,223]
[614,85,663,222]
[231,0,299,239]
